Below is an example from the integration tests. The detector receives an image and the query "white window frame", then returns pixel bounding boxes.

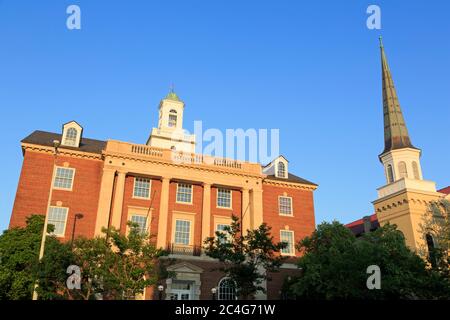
[64,128,78,147]
[215,223,231,243]
[132,177,152,199]
[129,214,148,235]
[173,219,192,246]
[53,167,75,191]
[280,230,295,256]
[216,188,232,209]
[278,196,293,216]
[176,183,193,204]
[276,161,287,178]
[217,277,237,300]
[47,206,69,237]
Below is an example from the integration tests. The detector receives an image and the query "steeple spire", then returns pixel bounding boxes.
[379,37,417,155]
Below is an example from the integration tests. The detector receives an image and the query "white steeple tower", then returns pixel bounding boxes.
[147,88,196,153]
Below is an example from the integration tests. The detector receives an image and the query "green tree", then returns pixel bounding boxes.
[289,221,450,299]
[419,199,450,275]
[98,222,166,299]
[1,215,167,300]
[204,215,286,299]
[0,215,73,300]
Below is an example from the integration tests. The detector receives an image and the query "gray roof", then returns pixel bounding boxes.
[21,130,106,154]
[265,172,317,186]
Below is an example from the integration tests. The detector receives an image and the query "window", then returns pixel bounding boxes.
[48,206,68,237]
[53,167,75,190]
[279,196,293,216]
[280,230,294,255]
[386,164,394,183]
[398,161,408,178]
[412,161,420,180]
[130,215,147,235]
[64,128,78,146]
[168,110,177,127]
[277,162,286,178]
[426,233,438,267]
[218,278,237,300]
[216,223,231,243]
[174,220,191,245]
[217,188,232,208]
[176,184,192,204]
[133,177,151,199]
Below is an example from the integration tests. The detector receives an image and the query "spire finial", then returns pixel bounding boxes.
[379,36,383,48]
[170,83,175,93]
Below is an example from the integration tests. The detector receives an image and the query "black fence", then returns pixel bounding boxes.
[166,243,202,256]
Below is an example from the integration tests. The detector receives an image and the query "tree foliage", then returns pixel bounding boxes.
[0,215,167,300]
[419,199,450,276]
[289,221,450,299]
[204,215,286,299]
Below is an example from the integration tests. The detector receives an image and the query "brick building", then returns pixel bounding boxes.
[9,90,317,300]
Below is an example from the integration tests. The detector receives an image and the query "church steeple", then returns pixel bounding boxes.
[377,38,423,184]
[379,36,417,156]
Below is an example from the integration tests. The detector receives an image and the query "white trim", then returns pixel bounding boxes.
[280,229,295,256]
[278,196,293,216]
[47,206,69,238]
[216,188,232,209]
[176,183,193,205]
[132,177,152,200]
[52,166,75,191]
[172,217,194,246]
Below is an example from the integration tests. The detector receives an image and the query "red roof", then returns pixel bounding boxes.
[438,186,450,195]
[345,213,378,228]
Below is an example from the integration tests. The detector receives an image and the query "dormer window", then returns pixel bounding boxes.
[61,121,83,148]
[277,162,286,178]
[168,109,177,128]
[64,128,78,146]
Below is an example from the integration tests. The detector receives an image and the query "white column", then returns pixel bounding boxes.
[111,170,126,230]
[241,188,250,236]
[156,177,171,249]
[94,168,116,236]
[201,183,211,247]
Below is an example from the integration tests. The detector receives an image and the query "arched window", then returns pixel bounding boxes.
[277,162,286,178]
[398,161,408,178]
[168,110,177,127]
[386,164,394,183]
[425,233,437,267]
[64,128,78,146]
[412,161,420,180]
[218,278,237,300]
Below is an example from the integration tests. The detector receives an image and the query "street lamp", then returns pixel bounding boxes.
[32,139,60,300]
[71,213,84,246]
[211,287,217,300]
[158,285,164,300]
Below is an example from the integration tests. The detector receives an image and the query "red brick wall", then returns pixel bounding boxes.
[210,187,242,235]
[166,182,204,248]
[119,176,162,242]
[10,150,103,241]
[262,184,316,256]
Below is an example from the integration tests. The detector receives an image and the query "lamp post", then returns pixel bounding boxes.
[211,287,217,300]
[71,213,84,246]
[32,139,60,300]
[158,285,164,300]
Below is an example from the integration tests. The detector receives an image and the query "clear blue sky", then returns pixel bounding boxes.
[0,1,449,232]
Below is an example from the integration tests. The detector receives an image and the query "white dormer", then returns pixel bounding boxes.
[61,121,83,148]
[262,155,289,178]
